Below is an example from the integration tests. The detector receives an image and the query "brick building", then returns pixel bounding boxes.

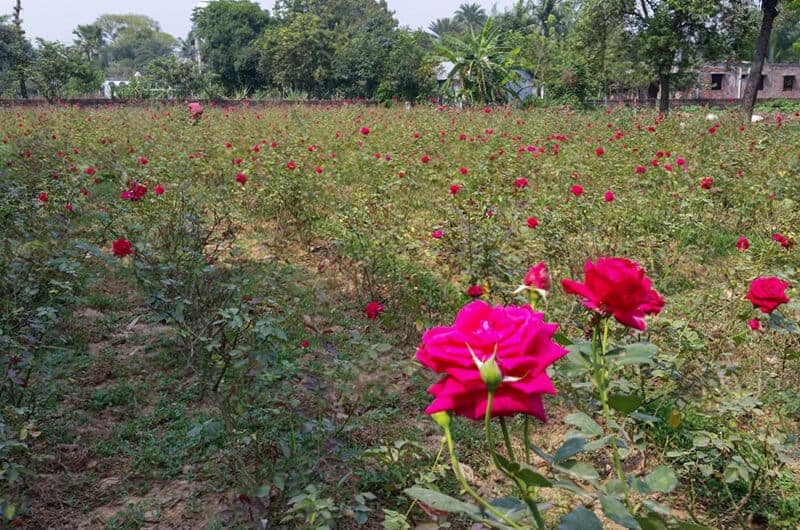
[697,63,800,100]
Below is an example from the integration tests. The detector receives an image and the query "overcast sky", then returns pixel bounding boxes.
[6,0,519,43]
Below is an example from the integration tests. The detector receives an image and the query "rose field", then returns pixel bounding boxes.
[1,102,799,529]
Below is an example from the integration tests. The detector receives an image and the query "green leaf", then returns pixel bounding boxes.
[557,506,602,530]
[495,452,551,487]
[599,495,640,529]
[554,437,587,464]
[637,515,668,530]
[602,479,627,497]
[564,412,603,437]
[489,497,529,522]
[557,461,600,481]
[768,311,800,334]
[403,487,481,517]
[645,466,678,493]
[615,342,658,366]
[642,500,672,516]
[609,394,644,414]
[516,464,552,488]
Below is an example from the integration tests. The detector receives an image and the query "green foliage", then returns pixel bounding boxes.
[434,18,523,105]
[191,0,270,94]
[27,39,103,101]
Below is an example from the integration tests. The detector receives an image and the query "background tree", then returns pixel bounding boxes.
[376,29,436,102]
[454,3,488,30]
[428,17,463,39]
[73,23,105,66]
[621,0,721,113]
[256,13,333,97]
[11,0,28,98]
[742,0,780,120]
[27,39,103,102]
[191,0,270,94]
[435,18,522,104]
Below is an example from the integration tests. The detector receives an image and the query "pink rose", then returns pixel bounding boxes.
[416,300,567,420]
[524,262,551,292]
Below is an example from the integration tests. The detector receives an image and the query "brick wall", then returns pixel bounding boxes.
[698,63,800,100]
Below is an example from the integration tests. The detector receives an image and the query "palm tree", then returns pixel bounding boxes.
[73,23,105,64]
[454,3,488,31]
[434,18,522,105]
[428,17,462,39]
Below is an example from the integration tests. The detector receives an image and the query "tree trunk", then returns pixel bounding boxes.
[742,0,779,121]
[659,74,670,114]
[18,76,27,99]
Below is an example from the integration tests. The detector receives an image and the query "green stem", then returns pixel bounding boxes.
[595,317,630,506]
[485,393,545,530]
[443,422,523,529]
[523,416,531,465]
[499,417,516,461]
[404,436,446,519]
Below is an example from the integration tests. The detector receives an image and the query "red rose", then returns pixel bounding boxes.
[570,184,584,197]
[562,257,665,331]
[700,177,713,190]
[153,185,165,195]
[286,160,296,170]
[514,177,528,188]
[112,238,133,257]
[236,173,247,185]
[360,127,370,135]
[736,237,749,251]
[416,300,568,420]
[449,184,461,196]
[37,192,48,203]
[138,157,148,165]
[365,301,384,320]
[459,166,468,175]
[120,182,147,201]
[634,165,646,174]
[745,277,789,313]
[467,285,484,298]
[773,233,792,249]
[524,262,551,291]
[526,217,539,229]
[604,190,615,202]
[300,340,310,348]
[420,155,430,164]
[748,319,760,331]
[431,229,443,239]
[595,146,604,156]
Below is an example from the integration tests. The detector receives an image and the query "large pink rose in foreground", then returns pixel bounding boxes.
[416,300,567,421]
[746,277,790,314]
[561,257,664,331]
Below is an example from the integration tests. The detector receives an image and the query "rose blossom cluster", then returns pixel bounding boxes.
[417,257,665,421]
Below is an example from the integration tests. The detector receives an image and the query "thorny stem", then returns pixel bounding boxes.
[593,317,630,507]
[499,417,516,461]
[443,418,524,529]
[485,392,545,530]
